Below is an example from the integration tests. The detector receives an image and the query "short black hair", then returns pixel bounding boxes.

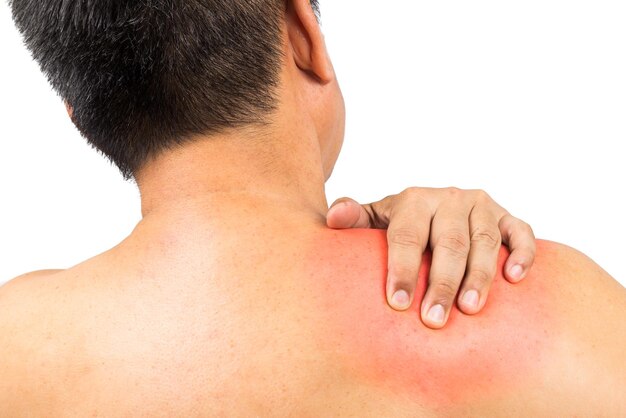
[10,0,320,178]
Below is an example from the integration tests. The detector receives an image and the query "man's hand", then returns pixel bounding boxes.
[326,187,536,329]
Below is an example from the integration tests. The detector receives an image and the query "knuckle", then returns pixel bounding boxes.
[389,228,422,249]
[512,219,536,239]
[430,279,460,304]
[475,189,492,202]
[437,231,470,257]
[400,187,426,205]
[467,268,494,287]
[403,187,420,196]
[391,263,419,283]
[445,186,462,196]
[522,221,535,236]
[471,226,501,248]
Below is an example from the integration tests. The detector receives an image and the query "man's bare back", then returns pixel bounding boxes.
[1,204,625,417]
[4,0,625,415]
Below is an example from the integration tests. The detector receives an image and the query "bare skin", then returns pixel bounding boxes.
[326,189,536,326]
[1,0,624,415]
[1,205,624,416]
[5,0,538,331]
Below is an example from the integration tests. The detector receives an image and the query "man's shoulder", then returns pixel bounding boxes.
[0,269,68,415]
[1,269,65,290]
[0,268,68,348]
[532,239,623,298]
[304,233,626,411]
[534,239,603,269]
[0,269,66,317]
[1,267,60,301]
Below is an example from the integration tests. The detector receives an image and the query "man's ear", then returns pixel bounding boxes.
[286,0,334,83]
[64,101,74,120]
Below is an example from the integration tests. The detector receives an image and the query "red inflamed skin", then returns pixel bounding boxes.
[303,229,559,408]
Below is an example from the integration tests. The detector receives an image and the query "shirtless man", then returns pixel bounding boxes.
[1,0,624,417]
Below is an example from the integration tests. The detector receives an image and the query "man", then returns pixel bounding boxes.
[1,0,624,416]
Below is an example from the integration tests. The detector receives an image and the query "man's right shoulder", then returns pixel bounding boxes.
[0,269,66,415]
[0,268,67,331]
[0,269,65,323]
[0,268,62,307]
[2,269,65,286]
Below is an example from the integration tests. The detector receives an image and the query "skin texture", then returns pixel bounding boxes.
[304,230,555,407]
[306,231,626,416]
[2,0,625,416]
[1,221,625,417]
[325,190,537,328]
[8,0,539,330]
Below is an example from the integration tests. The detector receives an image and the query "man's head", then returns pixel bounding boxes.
[10,0,343,179]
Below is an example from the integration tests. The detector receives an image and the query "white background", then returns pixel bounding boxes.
[1,1,624,286]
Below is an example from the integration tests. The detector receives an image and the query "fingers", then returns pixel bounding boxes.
[326,197,372,229]
[330,190,433,312]
[328,189,537,330]
[384,193,431,311]
[421,202,472,329]
[499,214,536,283]
[457,208,502,315]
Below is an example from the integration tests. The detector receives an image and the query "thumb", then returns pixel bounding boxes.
[327,198,372,229]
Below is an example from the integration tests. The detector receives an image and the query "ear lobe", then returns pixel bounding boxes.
[287,0,334,83]
[64,101,74,120]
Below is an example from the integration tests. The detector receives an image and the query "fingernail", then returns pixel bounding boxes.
[390,289,411,309]
[510,264,524,281]
[426,304,445,325]
[462,289,479,309]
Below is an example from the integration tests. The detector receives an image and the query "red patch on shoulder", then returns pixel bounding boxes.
[304,229,555,407]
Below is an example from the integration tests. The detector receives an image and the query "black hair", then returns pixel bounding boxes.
[10,0,320,178]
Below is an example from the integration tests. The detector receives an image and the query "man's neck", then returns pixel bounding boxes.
[133,122,330,225]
